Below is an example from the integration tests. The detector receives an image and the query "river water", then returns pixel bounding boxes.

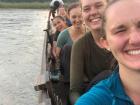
[0,9,48,105]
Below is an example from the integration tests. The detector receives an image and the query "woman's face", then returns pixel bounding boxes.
[52,18,67,32]
[69,7,83,29]
[81,0,107,30]
[104,0,140,71]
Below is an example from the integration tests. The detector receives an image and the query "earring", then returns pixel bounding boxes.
[107,48,111,51]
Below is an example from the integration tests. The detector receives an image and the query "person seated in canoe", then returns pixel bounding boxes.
[75,0,140,105]
[57,5,72,27]
[56,2,86,82]
[52,16,69,57]
[69,0,116,104]
[49,15,69,81]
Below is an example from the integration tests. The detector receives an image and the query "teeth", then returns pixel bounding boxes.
[76,23,82,27]
[128,50,140,55]
[91,18,100,22]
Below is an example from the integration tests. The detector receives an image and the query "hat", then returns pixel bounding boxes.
[50,0,64,7]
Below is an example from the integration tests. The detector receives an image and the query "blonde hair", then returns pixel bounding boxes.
[101,0,120,38]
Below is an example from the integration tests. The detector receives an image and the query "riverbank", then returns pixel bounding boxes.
[0,2,72,9]
[0,2,50,9]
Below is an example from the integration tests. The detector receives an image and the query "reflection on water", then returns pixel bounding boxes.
[0,9,48,105]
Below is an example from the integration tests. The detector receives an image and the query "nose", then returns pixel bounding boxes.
[76,17,82,23]
[89,7,98,15]
[129,28,140,45]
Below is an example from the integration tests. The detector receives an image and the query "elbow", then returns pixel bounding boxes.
[69,91,81,105]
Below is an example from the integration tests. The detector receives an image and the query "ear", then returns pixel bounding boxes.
[99,37,110,50]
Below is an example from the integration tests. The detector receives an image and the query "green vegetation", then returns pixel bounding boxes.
[0,0,78,9]
[0,0,77,2]
[0,2,50,9]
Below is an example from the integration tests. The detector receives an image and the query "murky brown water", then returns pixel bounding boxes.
[0,9,48,105]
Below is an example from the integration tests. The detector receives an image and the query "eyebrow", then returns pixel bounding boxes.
[82,1,103,9]
[111,24,126,33]
[95,1,103,5]
[136,20,140,27]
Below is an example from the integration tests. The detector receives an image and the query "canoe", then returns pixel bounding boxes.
[34,7,70,105]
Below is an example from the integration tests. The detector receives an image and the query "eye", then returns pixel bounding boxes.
[96,4,103,8]
[57,21,60,24]
[53,24,56,27]
[53,22,56,26]
[116,29,126,33]
[113,25,127,35]
[95,3,103,9]
[114,28,126,34]
[82,7,90,12]
[136,21,140,28]
[72,15,76,19]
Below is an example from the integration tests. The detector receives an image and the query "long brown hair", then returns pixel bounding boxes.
[67,2,80,15]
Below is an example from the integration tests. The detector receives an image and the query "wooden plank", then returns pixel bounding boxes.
[34,29,53,105]
[40,30,48,74]
[34,71,50,91]
[34,31,50,91]
[38,90,52,105]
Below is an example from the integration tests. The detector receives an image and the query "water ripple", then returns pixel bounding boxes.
[0,9,48,105]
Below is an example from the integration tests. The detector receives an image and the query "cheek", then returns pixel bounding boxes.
[69,16,74,22]
[107,36,125,57]
[62,23,66,27]
[83,14,88,21]
[70,19,76,24]
[82,12,88,20]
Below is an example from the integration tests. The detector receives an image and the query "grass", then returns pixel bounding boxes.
[0,2,50,9]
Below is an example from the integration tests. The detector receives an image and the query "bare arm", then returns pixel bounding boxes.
[56,47,61,59]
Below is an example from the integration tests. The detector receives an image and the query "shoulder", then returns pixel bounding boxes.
[75,69,120,105]
[57,28,71,48]
[59,28,69,36]
[73,32,92,48]
[57,28,69,40]
[78,31,92,42]
[75,79,113,105]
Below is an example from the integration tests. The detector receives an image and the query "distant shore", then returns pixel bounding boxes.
[0,2,50,9]
[0,2,71,9]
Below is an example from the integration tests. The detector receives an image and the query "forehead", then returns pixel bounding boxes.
[106,0,140,27]
[69,7,81,14]
[58,7,65,11]
[80,0,106,7]
[53,18,63,22]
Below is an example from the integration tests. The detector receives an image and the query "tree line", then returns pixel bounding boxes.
[0,0,78,3]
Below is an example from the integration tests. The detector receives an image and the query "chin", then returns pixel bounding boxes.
[122,62,140,71]
[90,24,101,30]
[130,64,140,71]
[75,25,82,29]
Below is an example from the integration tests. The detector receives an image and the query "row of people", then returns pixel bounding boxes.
[50,2,87,104]
[51,2,87,81]
[75,0,140,105]
[50,0,116,105]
